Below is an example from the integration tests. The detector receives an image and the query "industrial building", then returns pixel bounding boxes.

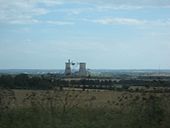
[79,63,87,76]
[65,59,72,76]
[64,60,87,77]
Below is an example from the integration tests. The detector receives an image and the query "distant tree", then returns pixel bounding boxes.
[0,75,14,88]
[122,85,129,90]
[29,77,40,88]
[14,74,29,89]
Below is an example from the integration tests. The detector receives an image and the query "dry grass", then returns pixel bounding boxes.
[12,89,170,109]
[13,89,122,107]
[1,89,170,128]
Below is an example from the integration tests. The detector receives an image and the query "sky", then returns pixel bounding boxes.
[0,0,170,69]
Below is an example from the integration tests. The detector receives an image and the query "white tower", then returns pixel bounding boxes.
[65,59,71,76]
[79,63,87,76]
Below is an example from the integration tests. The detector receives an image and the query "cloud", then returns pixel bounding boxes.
[39,0,63,6]
[46,20,74,25]
[0,0,62,24]
[58,7,94,15]
[84,17,170,26]
[0,1,46,24]
[67,0,170,7]
[53,0,170,17]
[0,0,170,25]
[9,19,40,24]
[152,19,170,26]
[93,18,146,25]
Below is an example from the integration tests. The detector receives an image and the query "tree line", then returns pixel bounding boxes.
[0,74,170,90]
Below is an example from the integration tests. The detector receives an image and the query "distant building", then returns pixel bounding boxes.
[79,63,87,76]
[64,60,87,77]
[65,59,71,76]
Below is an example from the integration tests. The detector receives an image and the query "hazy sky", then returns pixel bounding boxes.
[0,0,170,69]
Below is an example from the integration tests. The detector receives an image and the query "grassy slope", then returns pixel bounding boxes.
[0,89,170,128]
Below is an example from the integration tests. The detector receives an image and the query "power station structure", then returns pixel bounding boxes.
[65,59,72,76]
[65,59,87,77]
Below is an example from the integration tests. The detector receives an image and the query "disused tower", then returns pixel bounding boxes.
[65,59,71,76]
[79,63,87,76]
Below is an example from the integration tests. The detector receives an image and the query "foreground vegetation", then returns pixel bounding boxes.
[0,88,170,128]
